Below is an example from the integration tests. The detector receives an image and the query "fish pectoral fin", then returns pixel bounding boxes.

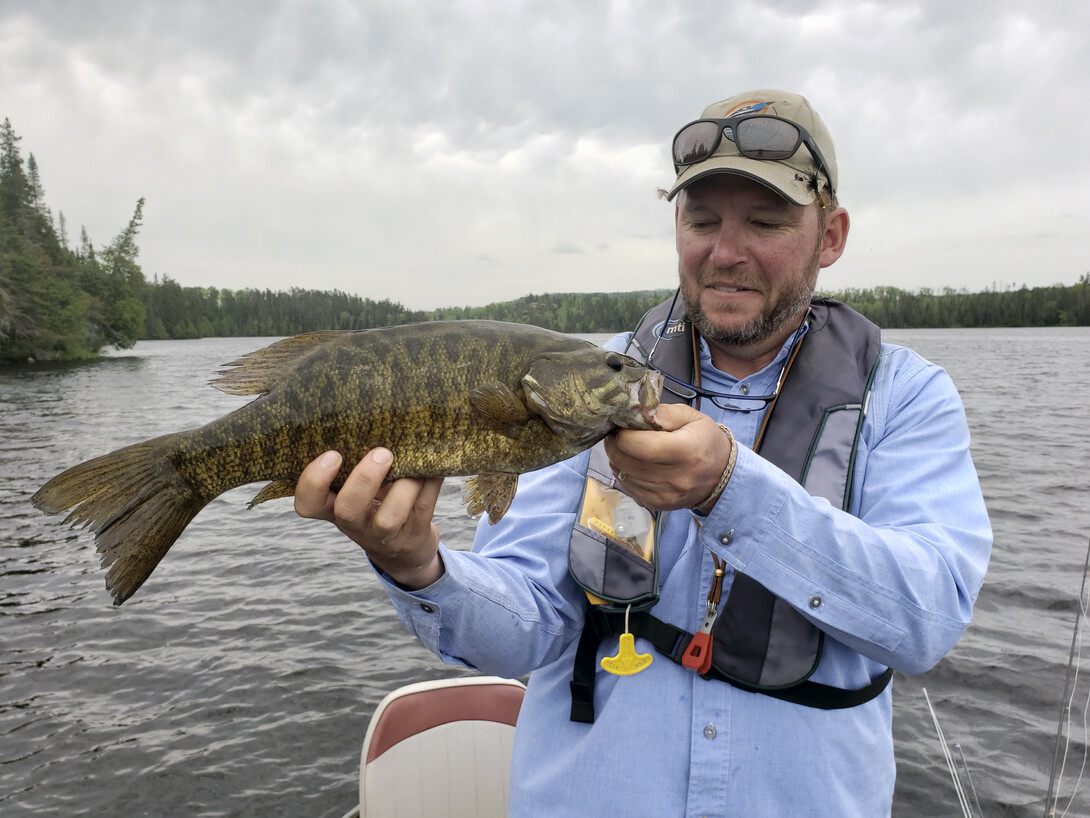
[464,472,519,524]
[469,382,530,439]
[248,479,298,508]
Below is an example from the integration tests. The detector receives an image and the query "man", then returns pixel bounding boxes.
[295,90,992,816]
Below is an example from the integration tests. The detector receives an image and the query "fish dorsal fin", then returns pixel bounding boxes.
[464,472,519,524]
[469,382,530,440]
[211,331,343,396]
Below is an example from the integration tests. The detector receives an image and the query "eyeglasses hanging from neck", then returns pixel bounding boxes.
[633,288,808,413]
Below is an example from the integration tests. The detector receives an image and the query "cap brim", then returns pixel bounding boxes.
[666,156,819,206]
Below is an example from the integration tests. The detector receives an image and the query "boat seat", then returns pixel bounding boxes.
[358,675,526,818]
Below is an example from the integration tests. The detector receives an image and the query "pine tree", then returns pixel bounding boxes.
[94,197,147,348]
[0,118,28,219]
[26,153,46,214]
[78,225,96,264]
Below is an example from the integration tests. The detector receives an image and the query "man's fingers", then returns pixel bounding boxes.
[643,402,703,433]
[294,450,343,520]
[368,475,442,542]
[602,406,734,511]
[416,476,444,516]
[605,402,709,467]
[332,448,395,528]
[292,448,445,588]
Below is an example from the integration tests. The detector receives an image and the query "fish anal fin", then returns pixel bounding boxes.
[464,472,519,524]
[469,382,530,439]
[211,331,345,396]
[248,479,298,508]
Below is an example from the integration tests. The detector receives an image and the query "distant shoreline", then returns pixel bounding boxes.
[6,278,1089,366]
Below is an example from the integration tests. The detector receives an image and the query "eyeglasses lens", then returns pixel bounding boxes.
[734,117,800,159]
[674,121,722,166]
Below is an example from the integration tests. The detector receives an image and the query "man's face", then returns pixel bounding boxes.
[675,174,827,356]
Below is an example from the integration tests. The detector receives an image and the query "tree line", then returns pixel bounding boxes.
[123,273,1090,342]
[831,279,1090,329]
[1,118,146,362]
[140,284,676,341]
[2,115,1088,364]
[141,278,427,340]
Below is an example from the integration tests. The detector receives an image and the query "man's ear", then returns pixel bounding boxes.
[673,198,682,252]
[819,207,849,268]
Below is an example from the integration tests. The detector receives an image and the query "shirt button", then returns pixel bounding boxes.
[419,603,436,613]
[703,723,717,740]
[808,595,823,609]
[718,530,733,547]
[739,384,750,395]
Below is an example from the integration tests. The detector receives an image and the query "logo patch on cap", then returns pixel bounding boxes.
[724,100,773,117]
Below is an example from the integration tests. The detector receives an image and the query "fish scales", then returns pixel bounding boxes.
[32,320,662,605]
[172,323,549,491]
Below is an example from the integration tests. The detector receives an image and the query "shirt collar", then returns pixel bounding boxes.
[697,318,811,392]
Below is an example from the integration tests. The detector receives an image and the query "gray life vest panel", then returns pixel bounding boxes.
[568,296,891,722]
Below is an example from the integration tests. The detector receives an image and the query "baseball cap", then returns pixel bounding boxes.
[665,89,838,205]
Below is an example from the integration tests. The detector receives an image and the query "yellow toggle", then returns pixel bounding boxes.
[587,516,616,538]
[600,632,653,676]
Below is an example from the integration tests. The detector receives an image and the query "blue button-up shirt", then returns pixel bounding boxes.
[378,328,992,817]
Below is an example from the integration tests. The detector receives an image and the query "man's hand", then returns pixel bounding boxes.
[603,403,734,512]
[294,448,445,590]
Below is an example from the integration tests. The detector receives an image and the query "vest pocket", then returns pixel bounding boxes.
[569,524,658,607]
[802,405,862,509]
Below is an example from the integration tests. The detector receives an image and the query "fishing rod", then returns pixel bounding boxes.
[1044,536,1090,818]
[925,687,981,818]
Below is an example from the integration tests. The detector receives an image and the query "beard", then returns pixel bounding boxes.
[680,237,822,348]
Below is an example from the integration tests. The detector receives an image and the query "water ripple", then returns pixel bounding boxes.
[3,330,1090,816]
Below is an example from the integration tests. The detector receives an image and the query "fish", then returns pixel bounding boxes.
[32,320,663,606]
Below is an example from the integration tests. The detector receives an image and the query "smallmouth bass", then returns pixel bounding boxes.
[32,320,662,605]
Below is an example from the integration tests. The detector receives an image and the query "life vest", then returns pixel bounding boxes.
[568,296,893,723]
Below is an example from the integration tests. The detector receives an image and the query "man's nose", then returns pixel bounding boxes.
[708,225,746,268]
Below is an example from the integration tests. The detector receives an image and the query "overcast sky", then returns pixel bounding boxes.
[1,0,1087,310]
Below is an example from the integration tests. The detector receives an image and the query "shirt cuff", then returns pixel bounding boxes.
[372,543,464,658]
[695,443,777,570]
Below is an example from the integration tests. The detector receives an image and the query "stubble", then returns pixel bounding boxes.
[680,233,822,348]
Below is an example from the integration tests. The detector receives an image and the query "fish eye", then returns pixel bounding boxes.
[605,353,625,371]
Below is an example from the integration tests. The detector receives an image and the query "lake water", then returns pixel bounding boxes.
[2,327,1089,817]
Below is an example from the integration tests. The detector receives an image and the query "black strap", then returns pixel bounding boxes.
[571,609,679,723]
[570,607,892,722]
[569,610,608,723]
[712,666,894,710]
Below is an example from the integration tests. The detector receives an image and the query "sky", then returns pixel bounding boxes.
[1,0,1087,311]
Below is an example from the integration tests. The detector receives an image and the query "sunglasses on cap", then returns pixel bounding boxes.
[672,114,835,196]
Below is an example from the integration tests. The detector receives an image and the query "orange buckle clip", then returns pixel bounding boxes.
[682,631,714,675]
[682,605,717,675]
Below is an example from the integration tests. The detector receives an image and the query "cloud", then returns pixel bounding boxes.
[1,0,1087,309]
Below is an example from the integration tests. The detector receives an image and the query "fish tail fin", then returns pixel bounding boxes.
[32,435,207,606]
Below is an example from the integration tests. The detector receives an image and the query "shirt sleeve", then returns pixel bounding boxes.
[375,451,592,678]
[700,344,992,674]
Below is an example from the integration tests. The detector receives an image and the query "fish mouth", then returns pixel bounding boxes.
[615,369,662,430]
[639,405,661,431]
